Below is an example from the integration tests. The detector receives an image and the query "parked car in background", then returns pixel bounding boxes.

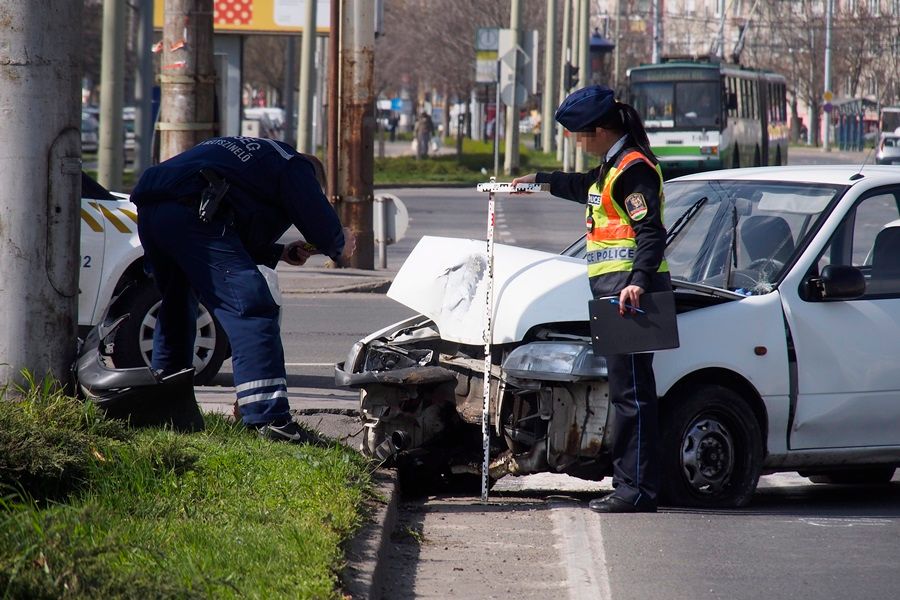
[81,110,99,153]
[876,132,900,165]
[122,106,136,164]
[338,165,900,507]
[79,172,229,384]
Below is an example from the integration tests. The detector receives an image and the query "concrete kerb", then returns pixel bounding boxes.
[286,411,398,598]
[340,469,400,600]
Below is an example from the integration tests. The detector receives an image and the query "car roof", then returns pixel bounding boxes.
[669,165,900,186]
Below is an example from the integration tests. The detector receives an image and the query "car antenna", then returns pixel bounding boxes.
[850,144,877,181]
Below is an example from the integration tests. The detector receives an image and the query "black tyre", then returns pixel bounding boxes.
[111,280,229,385]
[660,385,763,508]
[807,467,896,485]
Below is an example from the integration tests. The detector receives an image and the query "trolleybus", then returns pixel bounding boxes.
[628,60,788,176]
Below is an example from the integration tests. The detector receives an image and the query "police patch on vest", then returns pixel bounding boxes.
[587,193,601,206]
[624,193,648,220]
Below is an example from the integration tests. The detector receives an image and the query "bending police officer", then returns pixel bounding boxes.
[513,86,670,513]
[131,136,352,443]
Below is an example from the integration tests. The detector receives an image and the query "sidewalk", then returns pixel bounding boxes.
[788,144,874,164]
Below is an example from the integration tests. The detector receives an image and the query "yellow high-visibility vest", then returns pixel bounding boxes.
[584,150,669,278]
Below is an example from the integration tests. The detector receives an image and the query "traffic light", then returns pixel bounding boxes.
[564,62,579,91]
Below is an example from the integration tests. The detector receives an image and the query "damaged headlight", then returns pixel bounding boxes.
[503,341,607,382]
[364,342,434,372]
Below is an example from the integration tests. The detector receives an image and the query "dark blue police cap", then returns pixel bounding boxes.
[554,85,616,132]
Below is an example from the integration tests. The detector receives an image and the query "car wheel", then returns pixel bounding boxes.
[660,384,763,508]
[110,280,229,385]
[806,467,896,485]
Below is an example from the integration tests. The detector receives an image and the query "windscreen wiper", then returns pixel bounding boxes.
[723,203,738,291]
[666,196,708,248]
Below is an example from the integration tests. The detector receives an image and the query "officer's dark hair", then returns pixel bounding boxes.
[300,153,327,193]
[597,102,658,165]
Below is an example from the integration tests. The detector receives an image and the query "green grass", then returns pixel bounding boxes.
[374,137,562,186]
[0,377,373,599]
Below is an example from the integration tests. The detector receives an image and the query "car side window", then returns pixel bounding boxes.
[818,189,900,297]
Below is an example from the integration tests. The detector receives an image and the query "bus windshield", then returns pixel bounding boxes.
[632,80,721,129]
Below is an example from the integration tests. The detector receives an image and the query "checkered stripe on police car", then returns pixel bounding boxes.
[81,202,139,233]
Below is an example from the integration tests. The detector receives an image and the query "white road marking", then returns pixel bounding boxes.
[548,500,613,600]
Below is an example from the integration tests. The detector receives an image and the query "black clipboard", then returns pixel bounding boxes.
[589,291,679,355]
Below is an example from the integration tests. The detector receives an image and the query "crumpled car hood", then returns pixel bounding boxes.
[388,236,591,345]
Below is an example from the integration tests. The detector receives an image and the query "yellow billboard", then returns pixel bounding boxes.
[154,0,331,35]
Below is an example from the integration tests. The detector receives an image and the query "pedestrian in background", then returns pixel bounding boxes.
[131,136,354,443]
[513,85,670,513]
[414,112,435,159]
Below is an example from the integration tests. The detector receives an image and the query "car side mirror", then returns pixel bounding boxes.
[808,264,866,300]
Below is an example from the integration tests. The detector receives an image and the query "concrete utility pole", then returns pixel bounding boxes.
[134,0,155,175]
[557,0,572,164]
[0,1,82,387]
[503,0,522,175]
[284,37,298,148]
[823,0,834,152]
[613,0,621,91]
[158,0,216,162]
[98,0,126,189]
[651,0,662,63]
[541,0,557,154]
[716,0,726,60]
[575,0,590,171]
[337,0,375,269]
[297,0,318,154]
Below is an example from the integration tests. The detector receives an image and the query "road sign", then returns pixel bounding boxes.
[476,28,500,84]
[498,29,538,96]
[824,102,833,113]
[824,90,834,102]
[476,27,499,51]
[500,83,528,107]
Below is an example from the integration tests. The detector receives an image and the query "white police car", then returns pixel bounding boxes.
[338,165,900,507]
[79,173,229,384]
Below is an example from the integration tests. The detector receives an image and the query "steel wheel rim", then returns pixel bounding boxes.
[138,301,218,374]
[680,415,736,495]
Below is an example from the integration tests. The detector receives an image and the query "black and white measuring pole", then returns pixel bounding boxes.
[475,179,548,503]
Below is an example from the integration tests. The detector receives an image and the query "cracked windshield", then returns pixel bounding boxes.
[663,180,841,295]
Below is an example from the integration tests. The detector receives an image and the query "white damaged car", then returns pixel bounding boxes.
[337,166,900,506]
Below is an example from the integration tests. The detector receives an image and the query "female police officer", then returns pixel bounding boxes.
[131,136,352,443]
[513,85,670,513]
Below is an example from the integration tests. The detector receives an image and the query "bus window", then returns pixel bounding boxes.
[631,82,674,127]
[675,81,720,128]
[727,77,738,118]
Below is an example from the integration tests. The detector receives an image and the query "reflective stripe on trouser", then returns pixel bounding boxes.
[606,352,660,507]
[137,201,290,427]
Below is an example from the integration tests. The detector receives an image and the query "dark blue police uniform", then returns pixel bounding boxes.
[131,137,344,427]
[535,86,669,512]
